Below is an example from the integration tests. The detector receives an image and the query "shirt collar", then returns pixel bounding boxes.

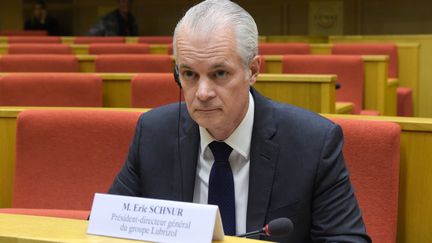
[199,92,255,160]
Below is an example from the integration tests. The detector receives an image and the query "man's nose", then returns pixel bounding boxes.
[195,78,216,101]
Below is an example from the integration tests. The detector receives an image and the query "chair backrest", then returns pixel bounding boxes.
[131,73,182,108]
[0,55,79,72]
[282,55,364,114]
[138,36,173,44]
[0,73,103,107]
[332,118,400,243]
[332,43,398,78]
[259,43,310,55]
[95,54,172,73]
[13,110,142,210]
[8,44,72,54]
[74,36,125,44]
[7,36,61,44]
[88,43,150,55]
[167,43,173,55]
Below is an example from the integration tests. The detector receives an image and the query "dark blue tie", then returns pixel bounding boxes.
[208,141,236,236]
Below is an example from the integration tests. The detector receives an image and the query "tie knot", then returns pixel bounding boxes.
[209,141,232,162]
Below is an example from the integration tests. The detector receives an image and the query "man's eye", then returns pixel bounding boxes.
[214,70,227,79]
[182,70,196,80]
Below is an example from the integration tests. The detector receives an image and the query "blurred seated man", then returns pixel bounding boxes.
[108,0,371,242]
[87,0,138,36]
[24,0,59,35]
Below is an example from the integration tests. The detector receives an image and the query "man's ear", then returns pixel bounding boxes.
[248,55,260,86]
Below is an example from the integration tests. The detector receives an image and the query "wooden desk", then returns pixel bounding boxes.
[263,55,397,116]
[363,55,397,116]
[254,74,336,114]
[61,36,74,44]
[310,43,332,54]
[0,44,7,54]
[0,213,260,243]
[100,73,134,108]
[265,35,329,43]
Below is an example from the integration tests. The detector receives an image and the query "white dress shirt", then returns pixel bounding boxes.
[193,92,254,235]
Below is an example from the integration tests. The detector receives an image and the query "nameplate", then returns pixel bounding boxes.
[87,193,224,243]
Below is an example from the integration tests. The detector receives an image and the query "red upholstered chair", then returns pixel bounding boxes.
[396,87,413,116]
[332,43,398,78]
[95,54,172,73]
[131,73,182,108]
[282,55,377,115]
[7,36,61,43]
[332,118,400,243]
[1,30,47,36]
[167,43,173,55]
[332,43,413,116]
[7,110,142,211]
[88,43,150,54]
[0,55,79,72]
[259,43,310,55]
[138,36,173,44]
[74,36,125,44]
[8,44,72,54]
[0,73,103,107]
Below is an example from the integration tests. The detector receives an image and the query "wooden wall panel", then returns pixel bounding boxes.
[0,0,430,36]
[360,0,432,34]
[0,0,23,31]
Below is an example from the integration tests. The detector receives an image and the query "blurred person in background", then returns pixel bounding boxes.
[24,0,59,35]
[87,0,139,36]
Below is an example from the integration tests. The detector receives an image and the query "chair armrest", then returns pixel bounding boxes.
[336,102,353,114]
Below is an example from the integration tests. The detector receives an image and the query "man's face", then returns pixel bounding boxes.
[33,4,44,19]
[176,27,258,140]
[118,0,131,15]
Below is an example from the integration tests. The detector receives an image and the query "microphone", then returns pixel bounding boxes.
[236,218,294,238]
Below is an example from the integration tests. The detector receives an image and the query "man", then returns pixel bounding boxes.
[87,0,138,36]
[109,0,371,242]
[24,0,59,35]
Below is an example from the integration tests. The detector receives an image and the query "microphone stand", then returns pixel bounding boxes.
[236,228,264,238]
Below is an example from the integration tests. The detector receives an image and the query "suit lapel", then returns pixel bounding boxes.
[178,106,200,202]
[246,88,280,232]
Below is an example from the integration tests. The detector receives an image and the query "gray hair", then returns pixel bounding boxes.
[173,0,258,67]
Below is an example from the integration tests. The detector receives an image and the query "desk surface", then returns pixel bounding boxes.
[0,213,262,243]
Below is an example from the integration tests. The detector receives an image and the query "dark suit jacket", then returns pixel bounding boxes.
[24,15,59,36]
[87,10,138,36]
[109,88,371,242]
